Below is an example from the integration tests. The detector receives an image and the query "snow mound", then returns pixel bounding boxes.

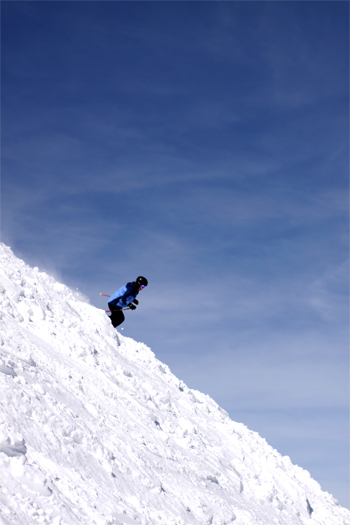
[0,242,349,525]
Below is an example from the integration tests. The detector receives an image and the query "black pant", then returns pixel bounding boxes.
[108,304,125,328]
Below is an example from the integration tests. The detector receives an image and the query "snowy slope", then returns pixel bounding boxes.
[0,243,348,525]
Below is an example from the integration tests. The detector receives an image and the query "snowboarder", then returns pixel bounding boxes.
[107,276,148,328]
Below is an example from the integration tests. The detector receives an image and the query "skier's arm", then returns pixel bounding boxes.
[119,291,137,308]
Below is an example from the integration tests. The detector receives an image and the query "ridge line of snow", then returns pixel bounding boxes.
[0,243,349,525]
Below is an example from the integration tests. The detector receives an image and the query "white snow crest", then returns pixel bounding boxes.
[0,243,349,525]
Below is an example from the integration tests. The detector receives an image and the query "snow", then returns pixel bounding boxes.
[0,242,348,525]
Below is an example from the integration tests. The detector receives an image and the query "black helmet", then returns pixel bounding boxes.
[136,276,148,287]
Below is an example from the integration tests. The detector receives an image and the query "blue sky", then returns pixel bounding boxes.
[1,1,349,508]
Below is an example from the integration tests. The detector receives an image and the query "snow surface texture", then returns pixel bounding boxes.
[0,243,348,525]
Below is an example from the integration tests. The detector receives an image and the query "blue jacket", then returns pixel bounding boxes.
[109,282,139,309]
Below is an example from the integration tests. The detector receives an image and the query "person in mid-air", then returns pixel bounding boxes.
[107,276,148,328]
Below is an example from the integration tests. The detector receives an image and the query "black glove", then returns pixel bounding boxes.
[129,303,137,310]
[132,299,139,305]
